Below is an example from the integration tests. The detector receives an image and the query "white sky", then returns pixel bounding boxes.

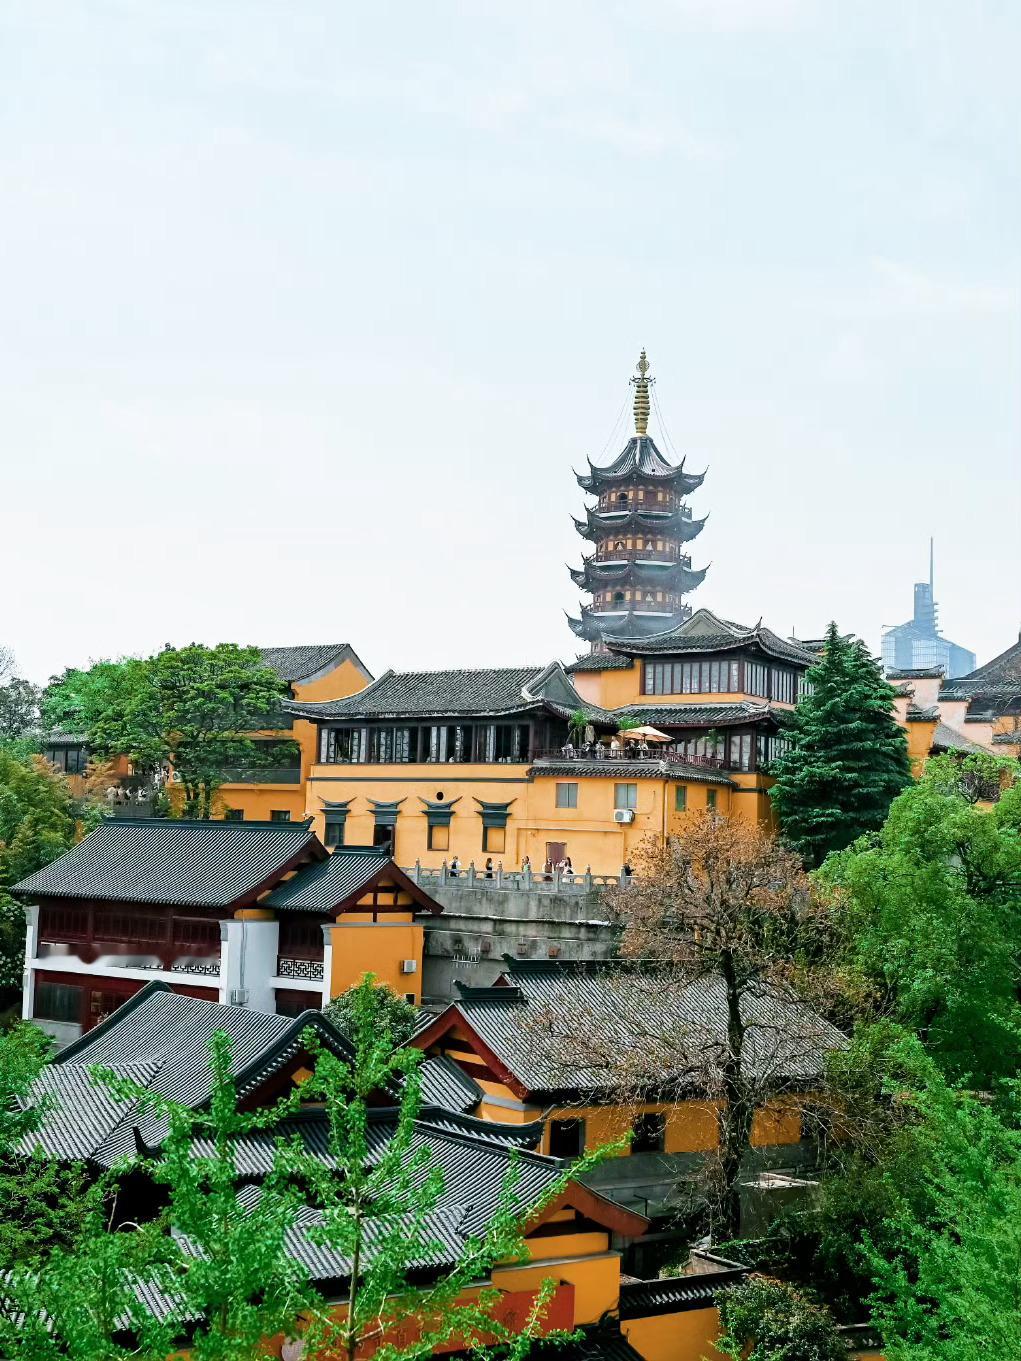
[1,1,1018,685]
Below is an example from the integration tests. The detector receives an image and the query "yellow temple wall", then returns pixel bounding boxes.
[623,1307,729,1361]
[305,765,761,876]
[326,914,424,1004]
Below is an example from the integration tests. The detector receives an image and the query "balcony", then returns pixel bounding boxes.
[532,748,725,769]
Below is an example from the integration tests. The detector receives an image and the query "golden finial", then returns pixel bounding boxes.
[631,348,652,436]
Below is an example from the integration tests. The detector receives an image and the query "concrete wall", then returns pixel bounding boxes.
[421,884,620,1000]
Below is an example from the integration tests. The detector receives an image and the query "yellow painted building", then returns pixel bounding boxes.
[215,642,372,824]
[411,958,843,1228]
[285,611,813,876]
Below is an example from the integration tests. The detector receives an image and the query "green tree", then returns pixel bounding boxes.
[0,674,40,741]
[0,745,86,988]
[861,1038,1021,1361]
[44,644,293,818]
[769,623,910,867]
[324,979,418,1046]
[15,978,600,1359]
[819,756,1021,1085]
[0,1023,97,1301]
[717,1278,847,1361]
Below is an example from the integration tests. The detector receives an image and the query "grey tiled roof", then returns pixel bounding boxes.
[939,638,1021,703]
[418,1055,483,1114]
[886,667,945,680]
[264,849,393,913]
[532,1329,649,1361]
[529,759,735,787]
[931,722,988,754]
[12,817,319,907]
[605,608,816,666]
[612,702,786,728]
[566,653,634,673]
[259,643,367,683]
[576,435,705,491]
[618,1269,747,1317]
[992,731,1021,745]
[286,662,589,721]
[441,958,845,1098]
[25,983,350,1165]
[905,705,939,722]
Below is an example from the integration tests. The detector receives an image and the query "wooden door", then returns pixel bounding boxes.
[545,841,566,869]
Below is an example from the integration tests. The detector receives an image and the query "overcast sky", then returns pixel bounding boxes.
[2,1,1018,685]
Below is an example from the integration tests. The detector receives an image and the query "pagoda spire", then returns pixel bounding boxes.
[567,352,709,649]
[631,349,652,435]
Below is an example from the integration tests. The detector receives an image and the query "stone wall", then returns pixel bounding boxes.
[421,884,620,1002]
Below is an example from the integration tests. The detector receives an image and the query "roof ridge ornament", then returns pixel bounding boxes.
[631,349,653,435]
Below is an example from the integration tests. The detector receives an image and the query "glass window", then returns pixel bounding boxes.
[548,1118,586,1159]
[224,809,244,822]
[556,783,578,809]
[674,785,687,812]
[706,789,718,810]
[324,816,345,848]
[270,810,291,822]
[35,981,81,1024]
[614,783,638,810]
[631,1111,666,1154]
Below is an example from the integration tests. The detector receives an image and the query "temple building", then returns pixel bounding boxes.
[569,352,708,649]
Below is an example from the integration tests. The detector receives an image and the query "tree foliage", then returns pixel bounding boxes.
[7,979,598,1359]
[717,1278,847,1361]
[769,623,911,867]
[43,644,293,818]
[324,980,418,1047]
[533,814,844,1241]
[820,755,1021,1085]
[0,745,92,988]
[859,1038,1021,1361]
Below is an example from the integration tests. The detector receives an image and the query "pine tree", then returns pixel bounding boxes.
[769,623,910,867]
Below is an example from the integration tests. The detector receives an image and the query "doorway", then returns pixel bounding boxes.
[545,841,566,870]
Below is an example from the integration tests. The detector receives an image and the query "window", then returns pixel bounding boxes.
[644,659,742,696]
[321,727,363,763]
[324,816,346,848]
[706,789,718,810]
[223,808,244,821]
[674,785,687,812]
[631,1111,666,1154]
[614,783,638,810]
[771,667,796,704]
[556,783,578,809]
[35,981,82,1024]
[727,733,752,772]
[746,662,768,697]
[270,810,291,823]
[482,825,506,853]
[548,1118,586,1159]
[428,823,450,851]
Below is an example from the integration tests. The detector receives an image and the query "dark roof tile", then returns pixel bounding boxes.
[529,759,735,787]
[286,663,589,721]
[12,817,319,907]
[259,644,368,683]
[438,958,845,1098]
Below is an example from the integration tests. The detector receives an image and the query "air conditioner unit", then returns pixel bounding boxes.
[400,959,418,974]
[613,808,635,824]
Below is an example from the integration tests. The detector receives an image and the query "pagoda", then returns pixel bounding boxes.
[568,351,708,649]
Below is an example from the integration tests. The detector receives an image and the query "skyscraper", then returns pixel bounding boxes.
[881,542,976,679]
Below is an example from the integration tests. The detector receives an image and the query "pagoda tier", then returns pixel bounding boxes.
[568,558,708,594]
[568,351,708,651]
[568,602,693,643]
[575,437,706,495]
[572,504,708,543]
